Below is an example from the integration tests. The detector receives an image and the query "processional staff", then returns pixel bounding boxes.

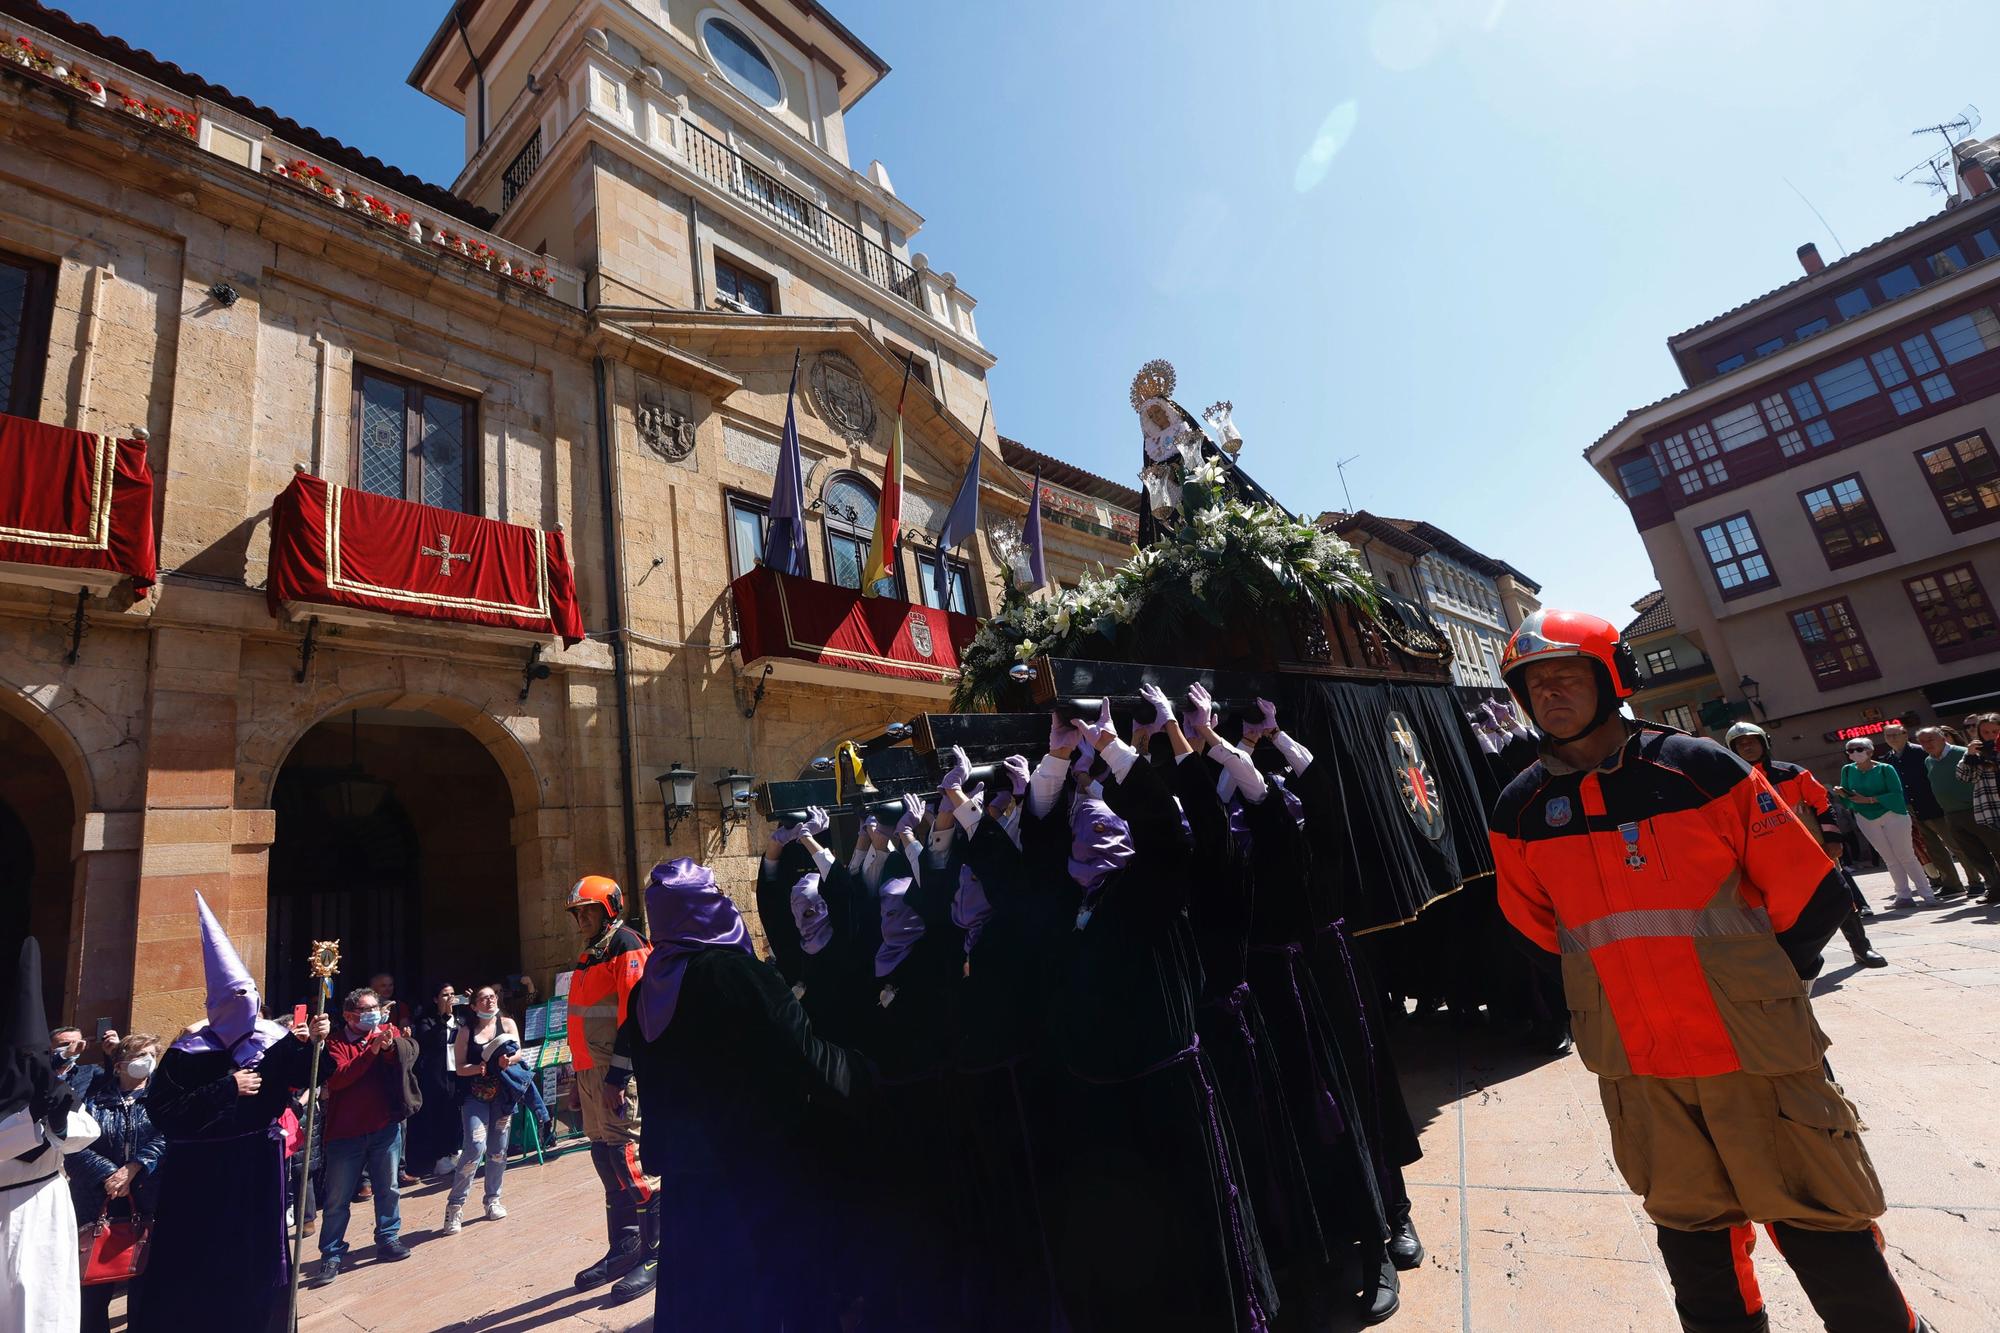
[288,938,340,1332]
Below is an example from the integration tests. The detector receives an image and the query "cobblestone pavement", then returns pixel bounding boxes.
[115,869,1999,1332]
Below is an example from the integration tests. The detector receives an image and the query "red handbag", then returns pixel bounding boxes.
[79,1208,150,1286]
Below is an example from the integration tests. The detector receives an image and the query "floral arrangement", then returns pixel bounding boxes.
[117,93,196,138]
[952,454,1377,709]
[5,34,106,102]
[273,158,341,201]
[353,194,412,228]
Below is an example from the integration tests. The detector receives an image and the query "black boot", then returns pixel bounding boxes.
[606,1195,660,1306]
[1838,911,1887,969]
[575,1148,642,1290]
[1357,1250,1401,1325]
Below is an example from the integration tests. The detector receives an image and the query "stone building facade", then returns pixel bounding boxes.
[1621,590,1721,734]
[0,0,1059,1033]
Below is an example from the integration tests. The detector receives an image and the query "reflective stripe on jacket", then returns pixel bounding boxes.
[567,924,650,1071]
[1490,726,1833,1079]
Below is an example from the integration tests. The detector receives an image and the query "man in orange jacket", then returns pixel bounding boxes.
[563,874,659,1306]
[1489,610,1928,1333]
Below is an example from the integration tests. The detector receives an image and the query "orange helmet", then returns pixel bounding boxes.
[1500,609,1639,704]
[566,875,623,921]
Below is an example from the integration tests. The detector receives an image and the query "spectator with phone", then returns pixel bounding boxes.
[1957,713,2000,839]
[1837,740,1937,908]
[70,1032,164,1333]
[308,987,416,1289]
[1921,725,2000,905]
[408,984,465,1179]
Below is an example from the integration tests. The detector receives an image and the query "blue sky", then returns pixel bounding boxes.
[67,0,1995,618]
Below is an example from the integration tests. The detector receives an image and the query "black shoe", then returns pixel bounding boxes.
[607,1257,658,1306]
[308,1256,341,1289]
[377,1237,412,1261]
[1387,1215,1425,1270]
[1357,1254,1401,1326]
[1853,948,1888,969]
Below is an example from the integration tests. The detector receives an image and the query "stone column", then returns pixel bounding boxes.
[128,626,249,1038]
[512,807,577,987]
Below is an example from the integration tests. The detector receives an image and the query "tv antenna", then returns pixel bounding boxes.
[1335,454,1361,513]
[1899,105,1981,195]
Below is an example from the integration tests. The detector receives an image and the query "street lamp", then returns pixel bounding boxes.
[1738,675,1763,717]
[716,768,756,833]
[657,763,697,841]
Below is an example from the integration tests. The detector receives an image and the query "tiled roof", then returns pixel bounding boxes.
[1320,510,1540,589]
[998,437,1140,512]
[1622,589,1675,639]
[2,0,496,230]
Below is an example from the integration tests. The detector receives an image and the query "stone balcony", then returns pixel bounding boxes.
[0,13,587,309]
[454,20,989,364]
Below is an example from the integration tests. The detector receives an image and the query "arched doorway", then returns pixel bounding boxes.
[266,708,520,1011]
[0,707,79,1023]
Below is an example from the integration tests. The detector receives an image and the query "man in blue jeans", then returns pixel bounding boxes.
[309,986,414,1288]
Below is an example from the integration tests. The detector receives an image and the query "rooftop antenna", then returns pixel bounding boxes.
[1899,104,1981,195]
[1335,453,1361,513]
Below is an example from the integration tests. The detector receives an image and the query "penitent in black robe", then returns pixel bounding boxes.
[621,948,867,1333]
[1173,752,1329,1287]
[134,1033,316,1333]
[1028,757,1277,1333]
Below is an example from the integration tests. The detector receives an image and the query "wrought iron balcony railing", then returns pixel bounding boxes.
[680,121,922,311]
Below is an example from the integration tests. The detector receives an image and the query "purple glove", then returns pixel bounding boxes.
[893,793,926,838]
[802,805,830,838]
[1243,697,1279,743]
[856,815,880,852]
[940,746,971,792]
[1081,698,1117,752]
[771,820,807,847]
[964,781,986,803]
[1049,710,1084,757]
[1139,683,1173,730]
[1002,754,1030,796]
[1182,682,1216,736]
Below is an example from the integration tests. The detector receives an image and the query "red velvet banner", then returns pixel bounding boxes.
[267,474,585,645]
[731,565,978,685]
[0,412,156,600]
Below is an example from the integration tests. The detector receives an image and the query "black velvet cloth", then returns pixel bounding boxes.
[1289,679,1495,933]
[134,1034,316,1333]
[621,947,866,1333]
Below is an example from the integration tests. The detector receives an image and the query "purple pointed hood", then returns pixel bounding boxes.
[1068,796,1134,891]
[636,858,755,1041]
[875,877,924,977]
[791,872,833,956]
[173,891,287,1066]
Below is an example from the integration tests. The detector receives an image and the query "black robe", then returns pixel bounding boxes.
[1029,758,1277,1333]
[621,948,867,1333]
[135,1033,316,1333]
[1174,754,1329,1284]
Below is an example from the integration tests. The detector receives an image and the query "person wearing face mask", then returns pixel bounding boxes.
[70,1033,165,1333]
[49,1026,103,1103]
[307,986,416,1289]
[135,892,328,1331]
[441,986,521,1234]
[407,984,465,1179]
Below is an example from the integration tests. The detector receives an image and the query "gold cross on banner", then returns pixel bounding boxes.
[420,533,473,578]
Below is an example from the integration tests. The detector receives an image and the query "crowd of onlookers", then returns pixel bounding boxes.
[46,969,559,1323]
[1829,714,2000,909]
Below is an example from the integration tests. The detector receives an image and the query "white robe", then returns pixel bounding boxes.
[0,1107,101,1333]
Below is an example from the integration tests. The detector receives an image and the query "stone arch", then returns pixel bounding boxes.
[240,687,545,820]
[0,673,101,818]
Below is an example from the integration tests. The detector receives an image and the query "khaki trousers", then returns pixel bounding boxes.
[1598,1070,1886,1232]
[576,1064,643,1148]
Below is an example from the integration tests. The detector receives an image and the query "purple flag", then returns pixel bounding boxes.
[1023,470,1048,592]
[762,351,809,577]
[933,438,981,608]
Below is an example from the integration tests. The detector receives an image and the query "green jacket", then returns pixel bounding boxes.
[1929,745,1976,814]
[1837,761,1906,820]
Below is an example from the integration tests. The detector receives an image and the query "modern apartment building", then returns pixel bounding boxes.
[1587,139,2000,774]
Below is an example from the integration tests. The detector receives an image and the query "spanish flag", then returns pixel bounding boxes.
[862,364,910,595]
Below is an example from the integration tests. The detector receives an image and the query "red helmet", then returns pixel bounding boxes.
[1500,609,1640,710]
[566,875,623,920]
